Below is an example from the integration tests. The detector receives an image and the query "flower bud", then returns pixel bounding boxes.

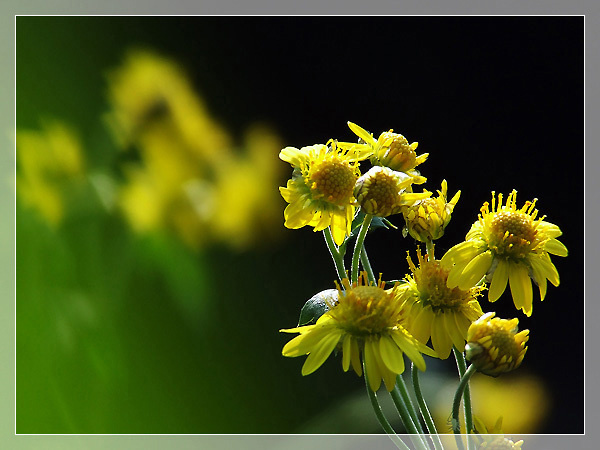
[354,166,430,217]
[402,179,460,242]
[465,312,529,377]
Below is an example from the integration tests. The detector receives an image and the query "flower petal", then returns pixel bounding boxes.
[508,263,533,316]
[301,330,343,375]
[379,335,405,374]
[544,238,568,257]
[488,259,509,302]
[458,250,493,291]
[364,339,382,392]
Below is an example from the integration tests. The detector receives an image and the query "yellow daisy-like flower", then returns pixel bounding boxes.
[465,312,529,377]
[279,141,370,245]
[342,121,428,182]
[441,190,568,316]
[354,166,431,217]
[394,248,485,359]
[281,273,436,392]
[402,179,461,242]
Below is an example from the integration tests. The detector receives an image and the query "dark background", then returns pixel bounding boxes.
[16,16,583,434]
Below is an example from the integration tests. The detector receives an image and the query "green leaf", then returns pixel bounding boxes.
[297,289,339,326]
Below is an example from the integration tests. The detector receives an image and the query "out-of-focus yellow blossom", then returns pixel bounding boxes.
[393,248,484,359]
[465,312,529,377]
[281,273,436,392]
[105,48,231,164]
[354,166,431,217]
[402,180,460,242]
[341,121,428,183]
[441,190,568,316]
[473,416,524,449]
[279,141,370,245]
[433,372,550,434]
[16,121,86,226]
[107,49,284,250]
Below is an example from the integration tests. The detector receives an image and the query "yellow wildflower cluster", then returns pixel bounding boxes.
[16,121,86,226]
[106,49,285,250]
[279,120,567,442]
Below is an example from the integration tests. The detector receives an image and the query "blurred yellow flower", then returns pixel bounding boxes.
[16,120,86,226]
[106,49,284,250]
[433,372,550,434]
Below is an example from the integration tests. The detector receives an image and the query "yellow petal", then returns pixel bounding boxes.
[508,263,533,316]
[544,238,568,257]
[391,330,427,371]
[378,335,405,374]
[364,339,382,392]
[458,250,493,291]
[431,314,453,360]
[488,259,509,302]
[347,121,377,147]
[301,330,342,375]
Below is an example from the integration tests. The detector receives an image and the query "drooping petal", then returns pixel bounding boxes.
[379,335,405,374]
[364,339,382,392]
[431,314,453,360]
[301,330,343,375]
[391,330,427,371]
[508,262,532,315]
[445,313,466,351]
[488,259,509,302]
[458,250,493,291]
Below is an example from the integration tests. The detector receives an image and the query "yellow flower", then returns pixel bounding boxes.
[402,180,461,242]
[394,248,485,359]
[343,121,428,182]
[279,141,369,245]
[441,190,568,316]
[473,416,524,449]
[354,166,431,217]
[281,273,436,392]
[16,121,86,226]
[465,312,529,377]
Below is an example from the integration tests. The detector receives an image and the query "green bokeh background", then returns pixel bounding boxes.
[15,16,583,435]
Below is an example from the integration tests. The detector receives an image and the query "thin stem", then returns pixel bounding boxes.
[389,381,430,450]
[323,228,347,282]
[453,348,475,450]
[360,246,376,285]
[412,364,444,450]
[451,364,477,435]
[425,239,435,260]
[364,362,410,450]
[351,214,373,284]
[393,375,424,434]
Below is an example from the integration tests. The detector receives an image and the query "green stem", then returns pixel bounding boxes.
[360,246,376,285]
[364,362,410,450]
[425,239,435,260]
[393,375,424,435]
[453,348,475,450]
[451,364,477,435]
[389,381,430,450]
[351,214,373,284]
[412,364,444,450]
[323,228,347,282]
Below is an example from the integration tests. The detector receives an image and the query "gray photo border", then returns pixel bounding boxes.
[4,0,596,449]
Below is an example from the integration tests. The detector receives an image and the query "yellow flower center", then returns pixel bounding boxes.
[412,260,472,312]
[379,132,417,172]
[331,285,401,336]
[488,210,537,259]
[354,167,405,216]
[309,160,357,206]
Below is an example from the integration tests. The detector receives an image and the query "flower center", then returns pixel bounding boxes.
[413,260,470,312]
[309,160,357,206]
[354,167,406,216]
[331,286,400,336]
[488,211,537,258]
